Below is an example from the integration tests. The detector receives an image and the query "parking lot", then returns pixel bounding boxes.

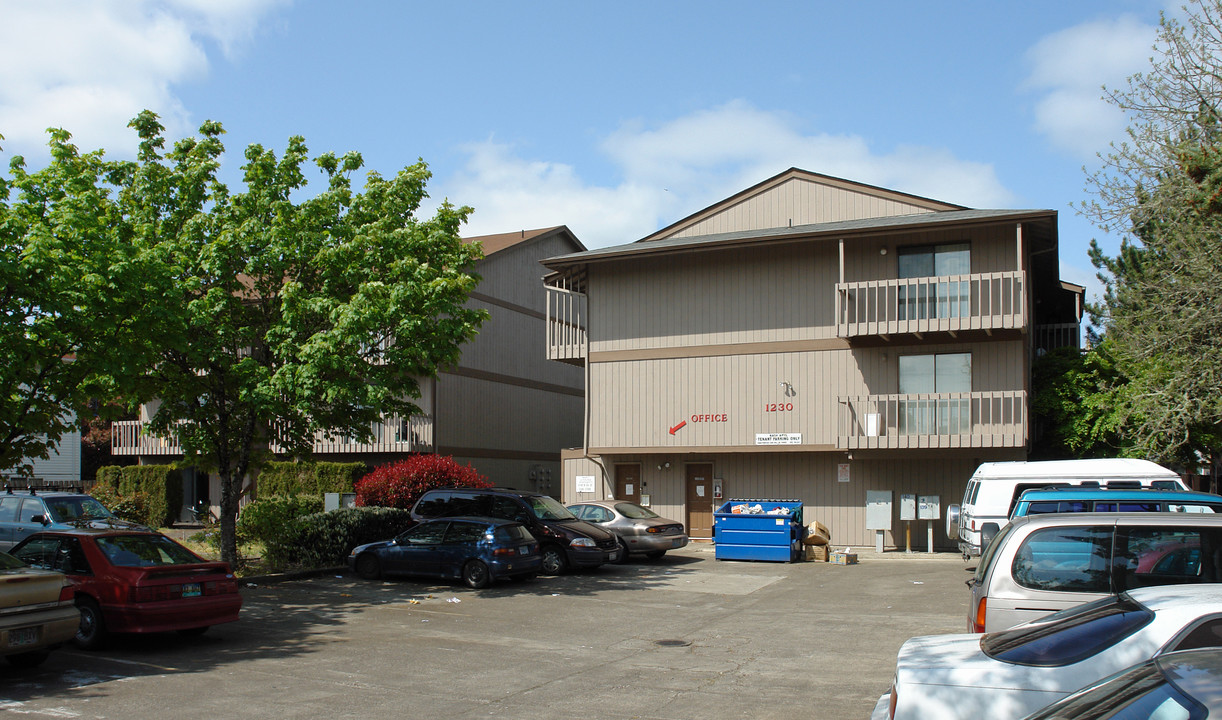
[0,546,971,720]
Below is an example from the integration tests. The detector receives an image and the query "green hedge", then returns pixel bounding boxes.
[257,461,366,497]
[92,465,182,528]
[236,495,326,568]
[277,507,414,571]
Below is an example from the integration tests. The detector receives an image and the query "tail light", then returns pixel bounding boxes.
[493,548,516,557]
[970,596,987,633]
[58,583,74,604]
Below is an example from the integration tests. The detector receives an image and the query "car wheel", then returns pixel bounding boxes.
[75,597,106,651]
[177,626,209,637]
[462,560,490,589]
[615,538,631,564]
[355,553,381,581]
[5,650,49,668]
[540,546,568,575]
[645,550,666,560]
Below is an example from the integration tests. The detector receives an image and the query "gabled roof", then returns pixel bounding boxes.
[542,208,1056,271]
[464,226,586,257]
[637,167,966,243]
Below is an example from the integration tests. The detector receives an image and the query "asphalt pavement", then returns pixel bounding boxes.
[0,544,974,720]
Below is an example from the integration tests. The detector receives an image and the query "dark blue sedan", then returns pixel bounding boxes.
[347,517,541,589]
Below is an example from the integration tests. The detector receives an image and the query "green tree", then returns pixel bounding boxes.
[115,112,487,565]
[0,131,145,478]
[1083,0,1222,475]
[1030,343,1129,459]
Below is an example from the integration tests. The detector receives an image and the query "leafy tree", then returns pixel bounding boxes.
[1030,343,1129,459]
[114,112,487,566]
[0,131,146,478]
[1083,0,1222,475]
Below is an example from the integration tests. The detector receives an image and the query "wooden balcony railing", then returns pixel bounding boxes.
[546,285,587,365]
[838,390,1026,450]
[112,414,434,456]
[1034,323,1081,353]
[111,420,182,456]
[836,271,1025,339]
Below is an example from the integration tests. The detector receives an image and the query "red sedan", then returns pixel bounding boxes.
[10,528,242,649]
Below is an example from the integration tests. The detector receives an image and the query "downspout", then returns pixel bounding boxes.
[579,276,610,496]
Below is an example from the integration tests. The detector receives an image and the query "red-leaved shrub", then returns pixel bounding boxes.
[354,454,491,509]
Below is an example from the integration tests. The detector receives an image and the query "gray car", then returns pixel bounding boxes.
[567,500,688,561]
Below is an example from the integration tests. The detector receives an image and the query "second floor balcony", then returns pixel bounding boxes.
[111,413,435,457]
[836,271,1025,340]
[837,390,1026,450]
[546,284,587,365]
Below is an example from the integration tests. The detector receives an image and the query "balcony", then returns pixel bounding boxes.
[836,271,1025,339]
[546,284,587,365]
[837,390,1026,450]
[111,414,434,457]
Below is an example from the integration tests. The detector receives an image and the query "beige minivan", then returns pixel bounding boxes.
[967,512,1222,633]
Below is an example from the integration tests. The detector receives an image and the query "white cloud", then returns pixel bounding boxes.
[0,0,285,160]
[443,101,1016,249]
[1024,14,1157,158]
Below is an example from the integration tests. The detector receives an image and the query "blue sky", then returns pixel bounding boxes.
[0,1,1180,303]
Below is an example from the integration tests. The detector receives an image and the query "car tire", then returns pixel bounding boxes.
[645,550,666,560]
[5,650,50,668]
[615,538,631,564]
[75,597,106,651]
[355,553,381,581]
[462,560,490,589]
[540,546,567,575]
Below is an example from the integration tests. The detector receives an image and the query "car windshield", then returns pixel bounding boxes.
[96,534,203,567]
[614,503,660,519]
[527,495,578,521]
[981,592,1154,667]
[1024,661,1205,720]
[45,496,114,522]
[0,551,26,570]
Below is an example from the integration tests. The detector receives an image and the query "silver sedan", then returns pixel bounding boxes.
[567,501,688,561]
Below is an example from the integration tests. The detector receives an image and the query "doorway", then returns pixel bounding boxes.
[686,463,714,539]
[614,464,641,504]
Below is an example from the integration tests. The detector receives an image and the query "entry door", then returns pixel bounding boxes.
[686,463,714,539]
[615,464,641,503]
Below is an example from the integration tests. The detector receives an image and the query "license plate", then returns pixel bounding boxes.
[182,583,201,598]
[8,627,37,648]
[519,546,530,555]
[672,538,684,548]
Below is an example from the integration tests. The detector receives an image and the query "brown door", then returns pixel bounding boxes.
[615,464,641,503]
[686,463,714,539]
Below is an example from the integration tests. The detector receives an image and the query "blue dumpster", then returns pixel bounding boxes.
[714,499,804,562]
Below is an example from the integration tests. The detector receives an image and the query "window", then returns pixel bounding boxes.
[18,499,47,523]
[1115,527,1222,590]
[898,353,971,435]
[444,522,488,545]
[489,497,530,524]
[897,243,971,320]
[0,497,20,522]
[1011,525,1112,593]
[981,592,1152,666]
[402,522,448,545]
[1170,617,1222,651]
[97,534,202,567]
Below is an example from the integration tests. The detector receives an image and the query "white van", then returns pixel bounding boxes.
[947,458,1184,558]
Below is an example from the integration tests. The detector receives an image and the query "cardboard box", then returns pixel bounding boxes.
[830,551,858,566]
[805,544,829,562]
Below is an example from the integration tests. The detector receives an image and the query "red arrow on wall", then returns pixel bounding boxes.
[669,420,687,435]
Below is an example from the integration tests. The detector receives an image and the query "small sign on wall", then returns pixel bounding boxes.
[756,433,801,445]
[575,475,595,493]
[837,463,851,483]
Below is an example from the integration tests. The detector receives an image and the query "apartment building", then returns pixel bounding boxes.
[543,168,1082,550]
[112,227,586,513]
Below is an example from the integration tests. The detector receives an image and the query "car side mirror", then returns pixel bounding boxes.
[31,514,48,525]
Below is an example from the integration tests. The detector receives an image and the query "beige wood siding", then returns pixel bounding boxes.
[587,340,1024,451]
[563,451,1024,548]
[436,374,583,457]
[590,224,1024,355]
[667,176,940,239]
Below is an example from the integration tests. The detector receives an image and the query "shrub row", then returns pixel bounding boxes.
[238,502,414,571]
[355,454,490,509]
[257,461,366,497]
[93,465,183,527]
